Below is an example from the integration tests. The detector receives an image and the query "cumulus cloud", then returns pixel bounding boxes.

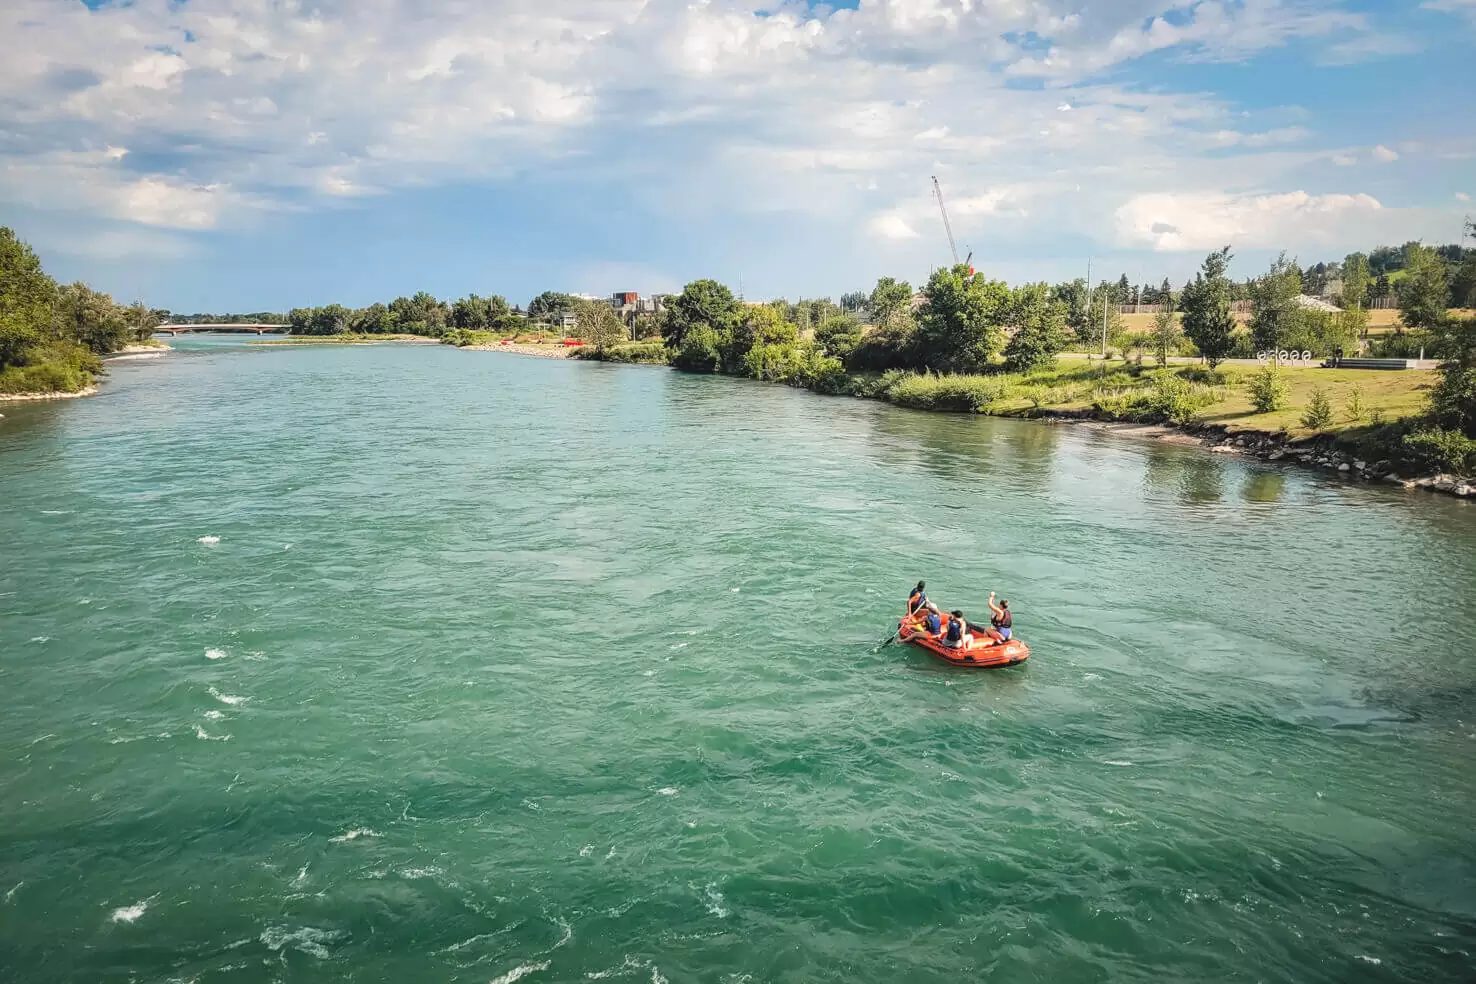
[1372,144,1401,162]
[0,0,1460,272]
[1115,190,1384,250]
[869,212,921,240]
[1458,192,1472,202]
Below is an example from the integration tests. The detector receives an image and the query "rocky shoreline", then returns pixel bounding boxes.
[1044,413,1471,499]
[463,342,574,359]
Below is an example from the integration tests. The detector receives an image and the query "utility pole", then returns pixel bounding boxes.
[1101,287,1109,359]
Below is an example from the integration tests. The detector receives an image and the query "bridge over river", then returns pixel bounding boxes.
[157,324,287,336]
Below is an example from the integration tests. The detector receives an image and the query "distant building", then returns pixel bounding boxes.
[1294,294,1342,314]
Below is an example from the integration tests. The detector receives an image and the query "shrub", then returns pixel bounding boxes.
[1345,384,1365,423]
[576,342,670,365]
[886,373,1007,412]
[1300,387,1334,430]
[1248,364,1289,413]
[673,325,722,371]
[1402,427,1476,476]
[1091,371,1219,424]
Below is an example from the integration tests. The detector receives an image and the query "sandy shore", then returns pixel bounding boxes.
[464,342,578,359]
[114,343,173,355]
[0,385,99,404]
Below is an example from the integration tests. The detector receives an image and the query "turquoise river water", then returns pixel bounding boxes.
[2,336,1475,983]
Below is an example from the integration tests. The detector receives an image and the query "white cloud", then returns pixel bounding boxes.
[869,212,920,240]
[0,0,1461,280]
[1372,144,1401,162]
[1115,190,1384,251]
[1458,192,1472,202]
[1331,154,1357,166]
[1423,0,1476,22]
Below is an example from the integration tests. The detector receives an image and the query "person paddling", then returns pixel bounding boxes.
[986,592,1012,643]
[907,581,935,617]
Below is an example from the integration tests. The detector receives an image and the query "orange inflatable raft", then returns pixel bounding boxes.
[898,612,1030,668]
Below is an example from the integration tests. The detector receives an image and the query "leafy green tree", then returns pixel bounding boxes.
[574,299,626,352]
[1248,252,1303,352]
[0,226,57,368]
[1151,294,1179,367]
[867,278,914,331]
[1428,314,1476,436]
[1374,272,1391,301]
[662,279,739,351]
[389,292,448,335]
[354,302,396,334]
[814,313,862,359]
[53,282,132,354]
[528,291,577,319]
[915,265,1010,373]
[839,290,868,314]
[1340,252,1371,339]
[125,301,162,341]
[673,324,723,372]
[1180,247,1238,369]
[1002,283,1068,373]
[1396,243,1449,334]
[726,304,796,368]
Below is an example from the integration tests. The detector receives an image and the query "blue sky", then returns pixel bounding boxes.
[1,0,1472,312]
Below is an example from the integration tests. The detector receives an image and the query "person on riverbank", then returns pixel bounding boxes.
[944,610,972,649]
[986,593,1012,642]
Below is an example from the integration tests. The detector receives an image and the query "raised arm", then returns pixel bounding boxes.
[987,591,1003,618]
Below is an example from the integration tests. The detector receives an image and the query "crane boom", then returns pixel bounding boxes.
[931,175,959,266]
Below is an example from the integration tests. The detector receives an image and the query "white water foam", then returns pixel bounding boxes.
[586,956,647,979]
[1083,672,1102,682]
[605,846,616,859]
[205,648,228,660]
[208,686,249,706]
[1103,760,1133,767]
[730,587,740,593]
[294,864,309,886]
[656,787,678,796]
[489,961,549,984]
[40,509,71,515]
[1357,956,1383,966]
[259,926,342,960]
[110,899,151,923]
[243,650,267,661]
[702,883,729,918]
[29,636,49,643]
[651,968,668,984]
[579,845,594,857]
[329,828,379,843]
[5,881,23,903]
[194,725,231,741]
[203,710,225,721]
[197,535,220,544]
[399,867,442,880]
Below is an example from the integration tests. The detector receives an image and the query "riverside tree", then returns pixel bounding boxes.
[915,264,1009,373]
[1151,293,1179,366]
[1002,283,1069,373]
[574,299,627,352]
[1181,247,1238,369]
[1249,253,1303,353]
[1397,243,1449,334]
[662,279,739,353]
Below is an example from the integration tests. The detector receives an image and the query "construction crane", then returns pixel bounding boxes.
[931,176,972,271]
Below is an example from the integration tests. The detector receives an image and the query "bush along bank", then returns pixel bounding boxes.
[1,226,165,398]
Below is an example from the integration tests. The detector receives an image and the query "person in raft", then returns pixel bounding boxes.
[922,606,943,639]
[907,581,938,617]
[944,610,973,649]
[985,592,1012,642]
